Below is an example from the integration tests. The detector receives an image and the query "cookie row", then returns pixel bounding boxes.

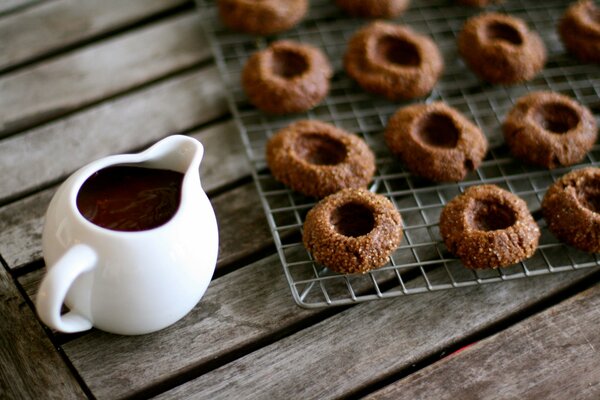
[229,1,598,115]
[302,168,599,274]
[267,91,597,191]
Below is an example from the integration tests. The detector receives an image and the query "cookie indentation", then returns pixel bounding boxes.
[471,199,517,231]
[376,35,421,67]
[578,174,600,214]
[330,202,375,237]
[272,48,309,79]
[294,133,347,166]
[486,21,523,45]
[532,102,580,134]
[416,112,460,149]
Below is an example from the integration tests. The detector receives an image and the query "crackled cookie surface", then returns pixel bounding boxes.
[242,41,332,115]
[266,120,375,198]
[344,22,443,101]
[559,0,600,64]
[542,167,600,253]
[458,12,546,84]
[503,91,597,169]
[385,102,488,182]
[303,188,403,274]
[440,185,540,269]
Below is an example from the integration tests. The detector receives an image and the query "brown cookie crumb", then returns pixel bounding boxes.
[242,41,332,114]
[335,0,410,18]
[344,22,444,101]
[385,102,488,182]
[266,120,376,198]
[440,185,540,269]
[503,91,597,169]
[558,0,600,64]
[542,167,600,253]
[458,12,546,84]
[303,188,403,274]
[218,0,308,36]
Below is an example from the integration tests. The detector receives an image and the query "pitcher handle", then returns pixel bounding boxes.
[36,244,97,333]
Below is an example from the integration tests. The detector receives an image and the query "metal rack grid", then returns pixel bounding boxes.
[197,0,600,308]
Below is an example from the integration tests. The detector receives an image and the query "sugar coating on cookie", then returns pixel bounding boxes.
[344,22,444,101]
[458,12,546,84]
[503,91,597,169]
[542,167,600,253]
[266,120,376,198]
[440,185,540,269]
[558,0,600,64]
[303,188,403,274]
[335,0,410,18]
[242,40,332,114]
[385,102,488,182]
[218,0,308,35]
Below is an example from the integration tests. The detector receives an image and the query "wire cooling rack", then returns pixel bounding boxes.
[197,0,600,308]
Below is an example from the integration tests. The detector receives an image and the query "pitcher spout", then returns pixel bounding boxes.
[140,135,204,175]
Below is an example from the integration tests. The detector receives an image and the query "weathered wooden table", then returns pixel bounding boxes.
[2,1,600,399]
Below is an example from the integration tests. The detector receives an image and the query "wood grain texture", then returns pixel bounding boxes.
[0,0,188,70]
[0,264,86,399]
[0,67,227,204]
[154,269,595,400]
[367,284,600,400]
[212,183,272,268]
[0,11,208,137]
[0,120,248,270]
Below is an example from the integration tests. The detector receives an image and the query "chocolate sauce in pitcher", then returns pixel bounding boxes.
[76,166,184,232]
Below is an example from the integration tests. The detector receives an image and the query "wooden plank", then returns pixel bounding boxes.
[0,264,86,399]
[0,120,250,270]
[0,0,188,71]
[0,66,227,204]
[366,284,600,400]
[0,11,208,137]
[213,183,273,268]
[152,268,595,400]
[0,188,51,270]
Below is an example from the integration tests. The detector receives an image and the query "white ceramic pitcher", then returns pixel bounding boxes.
[36,135,219,335]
